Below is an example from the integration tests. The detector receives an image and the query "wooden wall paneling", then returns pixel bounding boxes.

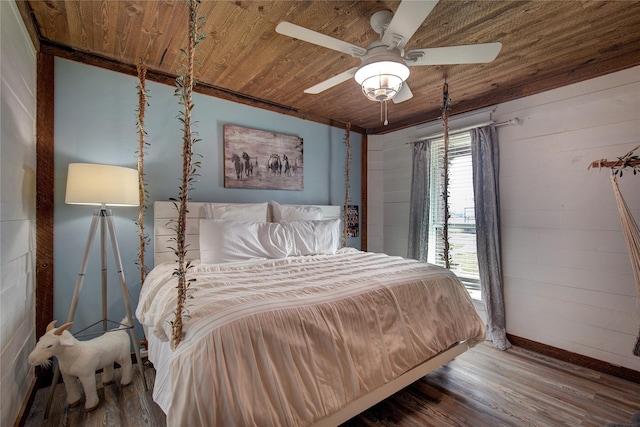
[2,2,39,423]
[382,144,412,257]
[494,68,640,372]
[366,138,385,253]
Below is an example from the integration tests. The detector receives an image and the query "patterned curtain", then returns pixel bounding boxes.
[407,140,430,261]
[471,125,511,350]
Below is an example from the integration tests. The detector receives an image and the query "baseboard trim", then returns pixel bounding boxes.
[13,377,37,427]
[507,334,640,384]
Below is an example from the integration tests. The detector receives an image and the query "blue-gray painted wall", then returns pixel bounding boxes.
[53,58,362,335]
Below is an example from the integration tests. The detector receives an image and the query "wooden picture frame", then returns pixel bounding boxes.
[223,124,303,190]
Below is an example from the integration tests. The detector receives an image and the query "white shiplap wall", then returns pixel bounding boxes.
[494,67,640,371]
[369,67,640,371]
[366,140,384,253]
[0,1,38,425]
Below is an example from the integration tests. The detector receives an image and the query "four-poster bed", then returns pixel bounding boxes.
[133,6,485,422]
[135,201,486,426]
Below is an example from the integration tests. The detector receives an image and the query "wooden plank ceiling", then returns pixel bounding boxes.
[21,0,640,134]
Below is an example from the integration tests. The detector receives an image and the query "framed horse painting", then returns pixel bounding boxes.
[223,124,304,191]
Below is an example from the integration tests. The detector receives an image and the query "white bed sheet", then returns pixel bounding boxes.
[137,248,486,426]
[144,325,173,414]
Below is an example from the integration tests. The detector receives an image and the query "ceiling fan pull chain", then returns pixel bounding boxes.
[384,100,389,126]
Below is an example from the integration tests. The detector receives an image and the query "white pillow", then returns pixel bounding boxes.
[204,202,268,221]
[272,201,323,222]
[281,219,341,256]
[199,219,292,264]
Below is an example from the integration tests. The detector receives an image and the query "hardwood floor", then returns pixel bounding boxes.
[25,362,163,427]
[25,343,640,426]
[344,344,640,426]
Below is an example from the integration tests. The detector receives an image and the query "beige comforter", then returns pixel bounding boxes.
[136,248,486,426]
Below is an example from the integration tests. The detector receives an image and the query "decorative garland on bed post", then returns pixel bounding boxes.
[441,82,452,269]
[136,61,150,287]
[343,122,351,248]
[171,0,204,348]
[135,61,150,351]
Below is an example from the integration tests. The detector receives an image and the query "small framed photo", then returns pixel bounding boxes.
[346,205,359,238]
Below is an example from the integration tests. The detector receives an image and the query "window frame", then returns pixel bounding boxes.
[425,131,481,294]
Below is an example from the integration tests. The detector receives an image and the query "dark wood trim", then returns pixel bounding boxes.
[360,134,368,252]
[32,39,640,138]
[13,378,37,427]
[507,334,640,384]
[39,41,367,135]
[369,48,640,135]
[35,52,55,382]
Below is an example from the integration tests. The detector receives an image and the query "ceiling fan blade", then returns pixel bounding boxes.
[276,22,367,57]
[304,67,358,94]
[393,83,413,103]
[405,42,502,65]
[382,0,439,50]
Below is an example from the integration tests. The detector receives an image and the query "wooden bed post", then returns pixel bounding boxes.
[171,0,204,348]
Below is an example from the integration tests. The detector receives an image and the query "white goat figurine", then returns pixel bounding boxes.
[28,319,133,411]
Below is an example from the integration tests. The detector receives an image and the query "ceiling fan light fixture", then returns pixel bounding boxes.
[360,72,403,102]
[355,58,410,102]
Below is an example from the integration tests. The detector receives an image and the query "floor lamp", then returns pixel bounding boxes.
[44,163,147,418]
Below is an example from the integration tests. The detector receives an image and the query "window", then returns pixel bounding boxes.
[426,132,481,298]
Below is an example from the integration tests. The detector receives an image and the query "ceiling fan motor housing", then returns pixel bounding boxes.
[370,9,394,36]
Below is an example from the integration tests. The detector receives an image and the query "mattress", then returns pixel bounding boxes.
[136,248,486,426]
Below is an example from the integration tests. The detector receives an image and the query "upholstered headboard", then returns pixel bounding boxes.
[153,201,342,265]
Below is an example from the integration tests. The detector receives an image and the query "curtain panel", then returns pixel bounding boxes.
[471,125,511,350]
[408,140,430,261]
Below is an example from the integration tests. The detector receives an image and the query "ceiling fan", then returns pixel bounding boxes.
[276,0,502,123]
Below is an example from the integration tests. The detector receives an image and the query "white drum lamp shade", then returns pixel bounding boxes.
[65,163,139,207]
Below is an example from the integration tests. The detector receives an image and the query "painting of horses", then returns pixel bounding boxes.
[223,124,304,190]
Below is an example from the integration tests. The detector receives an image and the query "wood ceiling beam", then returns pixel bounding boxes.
[370,47,640,135]
[39,41,367,135]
